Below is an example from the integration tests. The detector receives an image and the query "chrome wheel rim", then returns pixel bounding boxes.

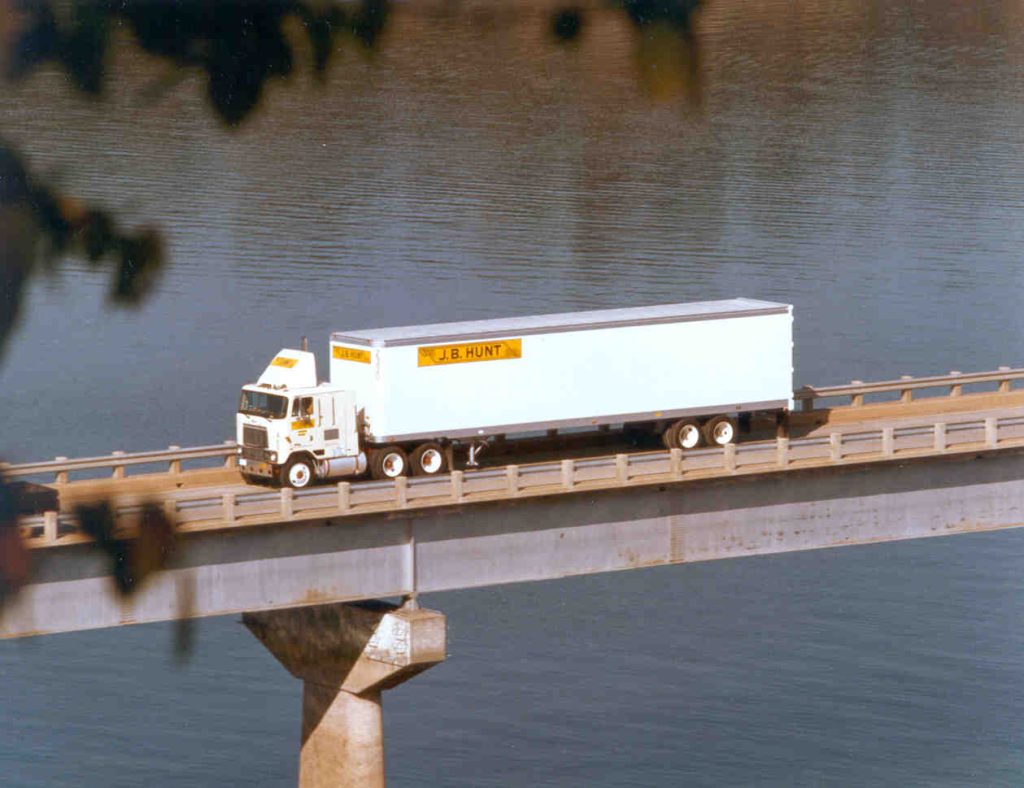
[289,463,310,487]
[382,453,405,478]
[679,424,700,449]
[420,448,443,474]
[712,422,734,445]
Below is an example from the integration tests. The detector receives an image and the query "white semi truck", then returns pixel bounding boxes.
[236,298,794,487]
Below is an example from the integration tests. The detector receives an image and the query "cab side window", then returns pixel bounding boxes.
[292,397,314,418]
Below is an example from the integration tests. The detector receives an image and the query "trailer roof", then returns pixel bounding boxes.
[332,298,791,347]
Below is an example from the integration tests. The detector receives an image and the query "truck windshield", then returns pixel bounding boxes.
[239,390,288,419]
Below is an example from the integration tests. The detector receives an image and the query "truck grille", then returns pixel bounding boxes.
[240,446,270,461]
[243,425,268,448]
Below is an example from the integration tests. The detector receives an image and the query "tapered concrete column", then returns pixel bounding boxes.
[244,601,446,788]
[301,685,383,788]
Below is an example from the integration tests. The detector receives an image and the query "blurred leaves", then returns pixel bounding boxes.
[621,0,702,34]
[0,477,31,607]
[74,500,178,596]
[0,142,165,361]
[7,0,389,127]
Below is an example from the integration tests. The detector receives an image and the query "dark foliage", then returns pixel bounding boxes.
[552,7,583,42]
[74,501,178,596]
[8,0,389,127]
[0,142,165,361]
[622,0,702,33]
[0,478,31,606]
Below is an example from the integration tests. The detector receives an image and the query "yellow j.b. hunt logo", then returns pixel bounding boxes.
[332,345,371,364]
[271,356,298,368]
[418,339,522,367]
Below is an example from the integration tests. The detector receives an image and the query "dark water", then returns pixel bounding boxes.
[3,1,1024,784]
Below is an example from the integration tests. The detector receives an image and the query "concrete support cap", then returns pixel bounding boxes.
[243,601,446,695]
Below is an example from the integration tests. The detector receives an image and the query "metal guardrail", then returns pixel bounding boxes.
[17,412,1024,549]
[0,442,238,484]
[794,366,1024,410]
[3,365,1023,488]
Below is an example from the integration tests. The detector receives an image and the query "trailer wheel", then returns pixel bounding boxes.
[370,446,408,480]
[283,456,316,489]
[665,418,703,450]
[410,443,447,476]
[703,415,737,446]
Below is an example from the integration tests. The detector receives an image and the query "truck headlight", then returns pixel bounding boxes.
[269,451,277,462]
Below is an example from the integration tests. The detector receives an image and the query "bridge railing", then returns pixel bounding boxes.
[794,366,1024,411]
[0,442,238,484]
[17,412,1024,549]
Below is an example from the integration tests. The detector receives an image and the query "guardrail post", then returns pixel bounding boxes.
[111,451,125,479]
[669,448,683,478]
[933,422,947,452]
[223,440,237,468]
[900,376,913,404]
[163,499,177,520]
[615,454,629,484]
[54,457,68,485]
[829,432,842,462]
[451,470,464,503]
[800,396,814,412]
[561,459,574,491]
[998,366,1011,393]
[280,488,294,519]
[43,511,58,543]
[882,427,894,457]
[776,437,789,468]
[395,477,408,508]
[985,417,998,448]
[723,443,737,472]
[337,481,351,512]
[949,371,962,397]
[850,381,864,407]
[506,465,520,496]
[222,493,236,524]
[168,446,181,475]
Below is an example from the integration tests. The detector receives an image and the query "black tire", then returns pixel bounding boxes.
[703,415,738,447]
[665,418,703,450]
[410,442,448,476]
[282,456,316,489]
[369,445,408,480]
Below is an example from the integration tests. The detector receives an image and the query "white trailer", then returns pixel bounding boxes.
[236,298,793,487]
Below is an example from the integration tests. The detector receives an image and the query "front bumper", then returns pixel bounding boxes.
[238,457,277,478]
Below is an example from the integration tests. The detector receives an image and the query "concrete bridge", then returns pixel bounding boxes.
[5,366,1024,786]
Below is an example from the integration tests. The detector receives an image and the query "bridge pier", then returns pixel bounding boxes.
[243,601,446,788]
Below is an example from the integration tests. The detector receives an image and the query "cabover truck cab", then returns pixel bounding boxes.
[236,350,366,488]
[237,299,795,488]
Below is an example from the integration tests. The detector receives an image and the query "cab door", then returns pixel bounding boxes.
[290,396,319,451]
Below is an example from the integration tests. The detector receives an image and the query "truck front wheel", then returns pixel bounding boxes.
[370,446,408,480]
[283,456,316,489]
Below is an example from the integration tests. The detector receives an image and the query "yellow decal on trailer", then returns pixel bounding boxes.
[418,338,523,367]
[333,345,371,364]
[271,356,298,368]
